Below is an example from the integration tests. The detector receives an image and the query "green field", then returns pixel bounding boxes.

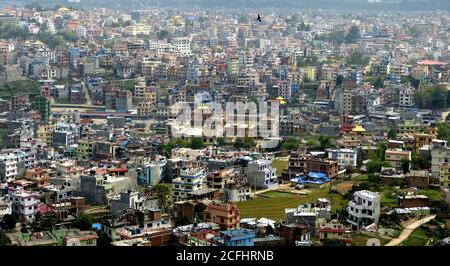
[352,233,390,246]
[236,190,348,221]
[0,80,40,99]
[272,158,289,177]
[0,128,10,146]
[380,187,397,207]
[402,227,429,246]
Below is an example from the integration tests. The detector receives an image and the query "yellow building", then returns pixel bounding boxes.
[397,120,423,135]
[440,164,450,187]
[414,133,435,152]
[351,124,366,135]
[36,124,53,147]
[306,66,316,81]
[76,140,96,160]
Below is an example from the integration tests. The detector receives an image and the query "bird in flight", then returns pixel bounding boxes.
[257,14,262,23]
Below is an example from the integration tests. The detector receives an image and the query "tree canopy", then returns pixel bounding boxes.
[415,85,449,109]
[347,50,370,66]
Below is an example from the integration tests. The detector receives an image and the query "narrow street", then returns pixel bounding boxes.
[81,81,92,105]
[385,215,436,246]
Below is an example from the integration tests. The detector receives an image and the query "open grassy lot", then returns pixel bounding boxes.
[0,128,10,146]
[236,189,348,221]
[352,233,390,246]
[417,188,443,201]
[272,157,289,177]
[6,80,40,94]
[380,187,397,207]
[0,80,41,100]
[379,187,443,208]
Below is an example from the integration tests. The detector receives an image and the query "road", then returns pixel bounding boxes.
[81,81,93,105]
[385,215,436,246]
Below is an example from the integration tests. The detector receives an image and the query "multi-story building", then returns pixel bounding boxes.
[205,201,240,230]
[206,168,233,190]
[172,168,206,201]
[0,153,25,181]
[8,186,40,221]
[244,159,278,190]
[439,164,450,188]
[397,120,423,135]
[347,190,380,229]
[32,95,51,122]
[276,80,292,100]
[287,154,339,179]
[326,149,358,169]
[173,37,191,56]
[75,140,96,160]
[431,140,450,179]
[399,87,415,107]
[214,229,255,246]
[136,157,167,186]
[385,149,412,170]
[317,220,352,246]
[10,94,30,111]
[25,168,49,187]
[116,90,133,112]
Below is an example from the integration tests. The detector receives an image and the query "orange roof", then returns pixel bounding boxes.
[418,60,448,65]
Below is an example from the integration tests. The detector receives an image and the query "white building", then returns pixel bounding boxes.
[399,87,415,107]
[0,153,25,181]
[245,159,278,190]
[347,190,380,229]
[172,37,191,56]
[326,148,358,169]
[172,168,206,201]
[277,80,292,100]
[8,187,40,221]
[431,140,449,179]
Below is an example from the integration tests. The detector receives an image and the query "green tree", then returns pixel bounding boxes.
[0,231,12,246]
[234,137,256,150]
[60,31,79,42]
[336,207,348,223]
[324,30,346,45]
[216,137,226,146]
[74,213,94,230]
[1,214,16,230]
[371,77,385,88]
[174,215,190,227]
[152,184,172,213]
[410,152,431,170]
[317,135,333,149]
[368,173,381,184]
[280,138,299,150]
[157,30,169,40]
[190,137,204,149]
[347,50,369,66]
[400,158,410,174]
[96,229,112,246]
[388,126,397,139]
[345,26,360,43]
[415,85,448,109]
[437,122,450,143]
[367,159,389,174]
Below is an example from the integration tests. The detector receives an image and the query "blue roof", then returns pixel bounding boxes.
[308,172,328,179]
[291,172,331,185]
